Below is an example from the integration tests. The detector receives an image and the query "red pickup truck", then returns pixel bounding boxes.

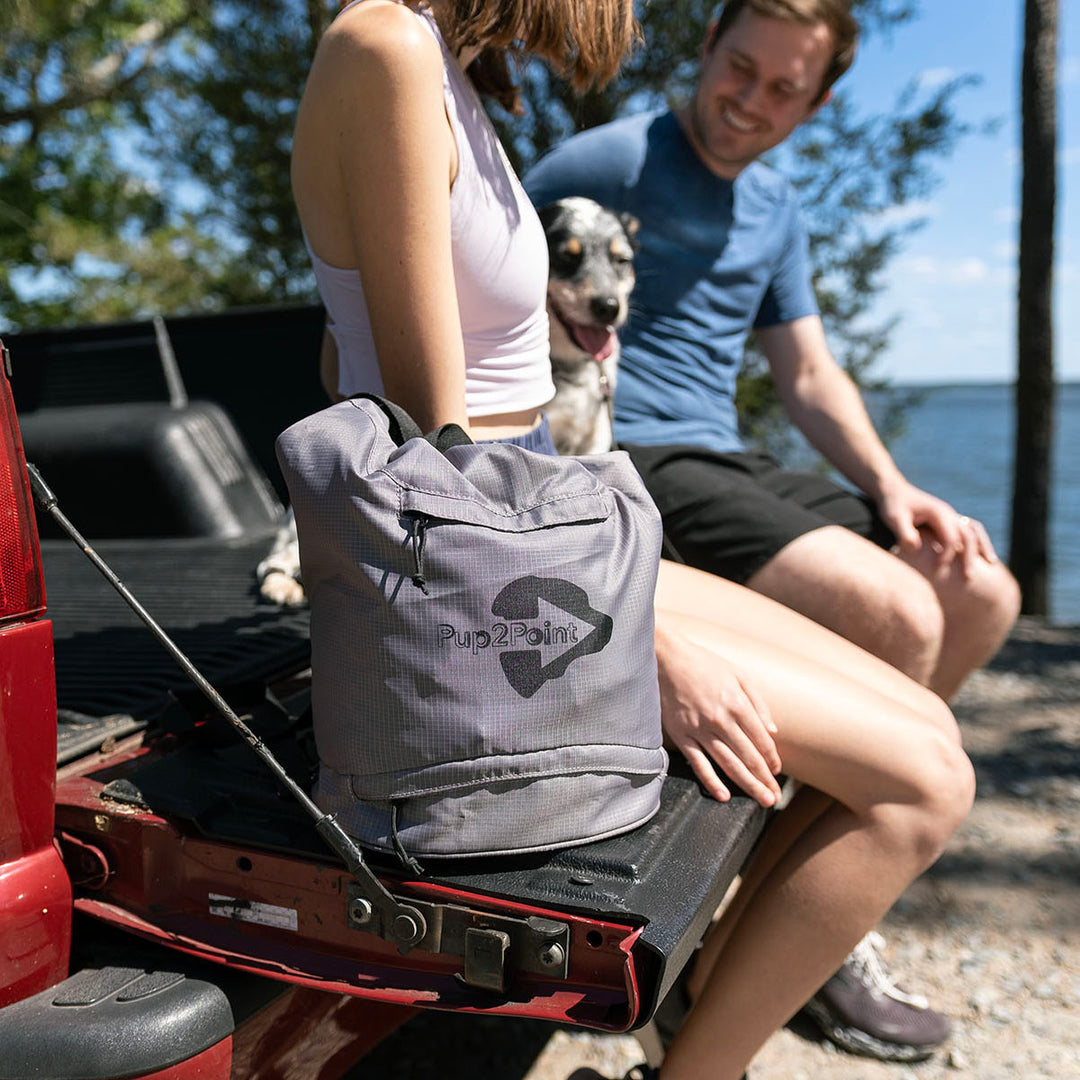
[0,308,769,1080]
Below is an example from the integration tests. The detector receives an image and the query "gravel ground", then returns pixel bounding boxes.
[353,617,1080,1079]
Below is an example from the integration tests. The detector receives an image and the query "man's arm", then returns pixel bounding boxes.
[758,315,997,573]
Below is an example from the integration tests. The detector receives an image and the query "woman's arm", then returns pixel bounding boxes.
[292,2,467,431]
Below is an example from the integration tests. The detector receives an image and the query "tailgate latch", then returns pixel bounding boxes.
[346,885,570,993]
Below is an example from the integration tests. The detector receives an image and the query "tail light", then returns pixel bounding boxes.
[0,339,46,624]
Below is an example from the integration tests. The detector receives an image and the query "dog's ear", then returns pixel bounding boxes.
[619,212,641,251]
[537,202,563,232]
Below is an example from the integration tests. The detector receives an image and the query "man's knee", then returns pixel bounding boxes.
[748,527,945,681]
[907,544,1022,650]
[961,559,1022,638]
[950,562,1022,681]
[875,572,946,681]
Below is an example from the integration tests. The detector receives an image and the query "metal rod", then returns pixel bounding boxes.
[152,315,189,409]
[25,462,425,948]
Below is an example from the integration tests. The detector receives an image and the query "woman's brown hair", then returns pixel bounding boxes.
[439,0,640,113]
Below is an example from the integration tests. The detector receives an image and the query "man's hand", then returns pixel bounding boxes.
[877,478,999,579]
[654,620,783,808]
[760,318,1000,581]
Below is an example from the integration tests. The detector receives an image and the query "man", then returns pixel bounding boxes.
[525,0,1020,1063]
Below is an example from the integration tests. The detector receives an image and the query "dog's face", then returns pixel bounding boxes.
[538,197,639,365]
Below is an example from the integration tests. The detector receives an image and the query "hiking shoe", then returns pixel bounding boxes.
[802,931,951,1062]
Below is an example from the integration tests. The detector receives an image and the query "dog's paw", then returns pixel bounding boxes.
[259,569,307,607]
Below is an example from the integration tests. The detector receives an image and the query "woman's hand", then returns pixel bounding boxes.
[655,619,783,808]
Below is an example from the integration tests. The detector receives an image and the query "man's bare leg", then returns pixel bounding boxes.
[898,534,1021,699]
[746,525,1020,699]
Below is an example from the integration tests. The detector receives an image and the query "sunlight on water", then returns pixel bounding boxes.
[877,383,1079,625]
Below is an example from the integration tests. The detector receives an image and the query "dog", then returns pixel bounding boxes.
[538,197,639,456]
[256,511,305,605]
[257,197,639,605]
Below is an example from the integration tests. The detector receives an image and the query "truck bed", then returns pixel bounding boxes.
[45,532,311,758]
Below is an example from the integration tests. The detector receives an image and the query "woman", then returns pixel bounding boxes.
[290,3,974,1077]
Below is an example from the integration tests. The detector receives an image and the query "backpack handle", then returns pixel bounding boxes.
[350,393,473,453]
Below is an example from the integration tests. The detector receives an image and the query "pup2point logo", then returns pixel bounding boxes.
[438,575,612,699]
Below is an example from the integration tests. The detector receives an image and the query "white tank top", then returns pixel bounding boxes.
[306,2,554,415]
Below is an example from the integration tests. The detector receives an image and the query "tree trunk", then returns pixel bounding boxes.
[1010,0,1058,615]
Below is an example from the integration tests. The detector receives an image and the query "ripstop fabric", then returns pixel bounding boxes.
[276,396,667,858]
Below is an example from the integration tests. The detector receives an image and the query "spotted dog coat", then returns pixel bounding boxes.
[539,197,639,456]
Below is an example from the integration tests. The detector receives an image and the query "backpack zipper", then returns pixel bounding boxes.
[407,515,429,594]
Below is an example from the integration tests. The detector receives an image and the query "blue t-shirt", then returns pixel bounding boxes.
[525,110,818,453]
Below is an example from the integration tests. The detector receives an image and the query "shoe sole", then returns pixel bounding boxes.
[800,999,940,1063]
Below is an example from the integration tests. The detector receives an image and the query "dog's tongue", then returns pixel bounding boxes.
[569,323,617,361]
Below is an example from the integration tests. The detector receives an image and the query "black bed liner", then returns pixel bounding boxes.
[44,533,311,752]
[119,678,767,1020]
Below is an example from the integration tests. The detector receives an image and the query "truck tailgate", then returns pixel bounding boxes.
[44,531,771,1027]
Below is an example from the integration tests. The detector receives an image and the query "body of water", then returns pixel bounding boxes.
[872,382,1079,625]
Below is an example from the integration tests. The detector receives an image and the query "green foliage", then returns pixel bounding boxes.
[0,1,218,326]
[1,0,973,462]
[146,0,335,306]
[0,0,334,329]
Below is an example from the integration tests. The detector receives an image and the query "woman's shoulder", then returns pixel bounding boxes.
[316,1,442,79]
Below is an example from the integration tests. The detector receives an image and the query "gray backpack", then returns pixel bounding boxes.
[275,396,667,859]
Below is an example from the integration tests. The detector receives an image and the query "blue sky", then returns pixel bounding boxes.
[839,1,1078,384]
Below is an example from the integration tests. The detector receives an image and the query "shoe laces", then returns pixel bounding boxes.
[847,931,929,1010]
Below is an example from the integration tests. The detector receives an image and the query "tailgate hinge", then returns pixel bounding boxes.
[346,885,570,993]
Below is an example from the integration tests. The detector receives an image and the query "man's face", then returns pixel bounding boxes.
[682,8,835,179]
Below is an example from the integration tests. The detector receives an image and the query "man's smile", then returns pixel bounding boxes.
[719,102,762,134]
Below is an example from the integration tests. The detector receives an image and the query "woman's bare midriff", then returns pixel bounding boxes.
[467,408,546,441]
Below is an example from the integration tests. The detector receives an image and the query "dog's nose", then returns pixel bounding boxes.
[590,296,620,324]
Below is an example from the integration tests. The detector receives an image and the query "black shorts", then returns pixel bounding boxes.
[623,444,896,585]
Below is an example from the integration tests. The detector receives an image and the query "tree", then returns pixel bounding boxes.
[0,1,334,328]
[0,1,223,326]
[3,0,974,399]
[1010,0,1058,615]
[146,0,335,306]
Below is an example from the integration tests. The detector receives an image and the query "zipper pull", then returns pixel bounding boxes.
[409,516,429,594]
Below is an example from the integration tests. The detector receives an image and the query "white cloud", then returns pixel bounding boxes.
[994,206,1019,226]
[891,295,946,330]
[872,200,939,228]
[902,256,940,277]
[894,255,1012,287]
[917,67,958,91]
[911,309,946,331]
[952,257,990,283]
[994,241,1018,261]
